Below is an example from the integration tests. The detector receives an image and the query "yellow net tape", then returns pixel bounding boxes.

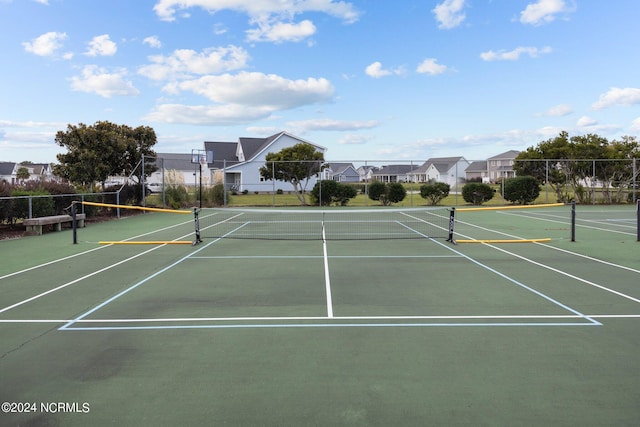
[81,201,191,214]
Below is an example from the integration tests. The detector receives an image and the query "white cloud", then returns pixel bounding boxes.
[480,46,552,61]
[146,71,335,125]
[85,34,117,57]
[365,62,405,78]
[432,0,467,30]
[365,62,390,78]
[286,118,379,132]
[144,103,273,125]
[592,87,640,110]
[631,118,640,132]
[416,58,448,75]
[338,134,374,145]
[139,45,249,81]
[576,116,597,127]
[520,0,575,26]
[22,31,67,56]
[170,72,334,109]
[153,0,360,25]
[246,19,316,43]
[537,104,573,117]
[69,65,139,98]
[143,36,162,48]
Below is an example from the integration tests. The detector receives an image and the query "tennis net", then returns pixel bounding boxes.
[195,207,454,241]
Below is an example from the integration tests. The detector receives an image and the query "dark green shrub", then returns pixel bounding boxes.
[103,184,146,206]
[367,181,387,203]
[11,189,55,221]
[367,181,406,206]
[310,180,358,206]
[503,176,540,205]
[419,182,450,205]
[208,183,229,207]
[165,184,190,209]
[387,182,407,204]
[462,183,495,205]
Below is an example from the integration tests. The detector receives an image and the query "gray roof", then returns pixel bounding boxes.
[411,157,465,174]
[465,161,487,172]
[327,163,357,175]
[152,153,196,171]
[203,141,241,169]
[488,150,520,160]
[0,162,16,175]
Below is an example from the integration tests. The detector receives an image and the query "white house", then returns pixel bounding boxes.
[146,153,202,187]
[371,165,417,183]
[0,162,54,184]
[356,165,379,182]
[204,131,327,193]
[407,157,470,186]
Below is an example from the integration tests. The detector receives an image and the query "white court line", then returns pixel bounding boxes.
[322,221,334,318]
[189,255,461,259]
[396,221,601,325]
[454,216,640,303]
[0,218,199,314]
[2,313,639,325]
[59,222,249,330]
[498,210,636,237]
[0,217,196,281]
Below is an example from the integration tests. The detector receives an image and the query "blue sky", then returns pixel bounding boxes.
[1,0,640,164]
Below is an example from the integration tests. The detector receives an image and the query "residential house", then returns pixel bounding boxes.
[487,150,520,183]
[0,162,54,184]
[204,132,327,193]
[465,161,489,183]
[325,163,359,182]
[371,165,417,183]
[146,153,202,188]
[356,165,379,182]
[407,157,470,186]
[0,162,17,184]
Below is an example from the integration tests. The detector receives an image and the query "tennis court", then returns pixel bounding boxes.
[1,203,639,426]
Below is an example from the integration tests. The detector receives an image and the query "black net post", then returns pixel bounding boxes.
[71,202,78,244]
[571,200,576,242]
[193,207,203,245]
[446,208,456,243]
[636,199,639,242]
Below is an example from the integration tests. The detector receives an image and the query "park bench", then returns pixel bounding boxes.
[23,214,86,236]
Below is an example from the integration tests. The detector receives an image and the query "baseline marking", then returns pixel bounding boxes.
[58,223,249,330]
[397,222,601,325]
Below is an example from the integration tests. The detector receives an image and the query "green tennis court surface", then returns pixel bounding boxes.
[1,205,638,426]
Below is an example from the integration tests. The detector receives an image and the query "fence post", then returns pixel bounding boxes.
[71,202,78,244]
[571,200,576,242]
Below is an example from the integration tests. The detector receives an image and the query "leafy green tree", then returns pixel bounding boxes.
[515,131,640,203]
[462,182,494,205]
[259,143,325,205]
[16,167,30,183]
[514,131,571,202]
[503,176,540,205]
[419,182,450,205]
[367,181,406,205]
[53,121,158,189]
[310,180,357,206]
